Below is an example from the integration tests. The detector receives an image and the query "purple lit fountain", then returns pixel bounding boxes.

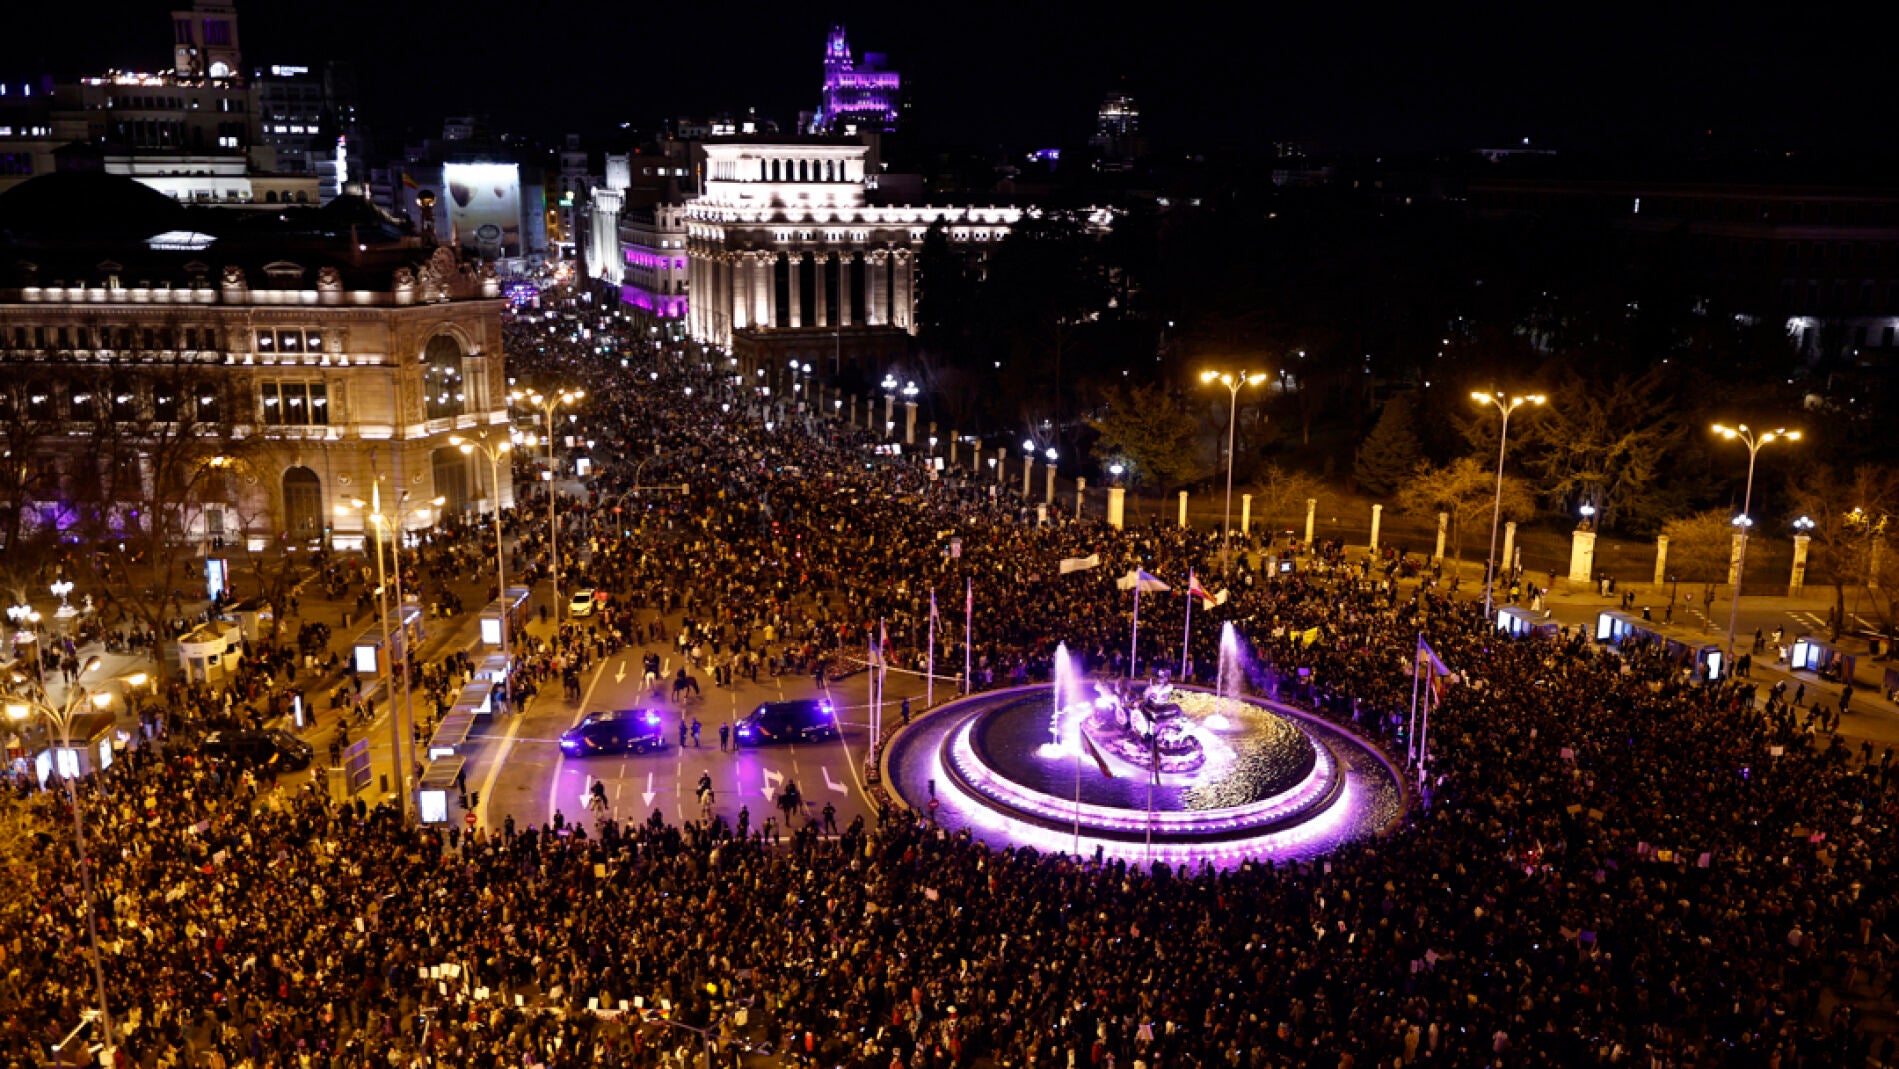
[886,628,1403,867]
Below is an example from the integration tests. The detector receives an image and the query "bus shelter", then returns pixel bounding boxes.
[350,605,425,678]
[1497,606,1560,639]
[1595,610,1661,647]
[478,587,533,648]
[417,757,466,825]
[1790,636,1857,683]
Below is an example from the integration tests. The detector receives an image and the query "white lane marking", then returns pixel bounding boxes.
[642,770,656,807]
[472,707,526,833]
[823,765,848,794]
[761,767,783,801]
[543,654,618,825]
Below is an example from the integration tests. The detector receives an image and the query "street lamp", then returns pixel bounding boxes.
[1471,390,1547,619]
[4,657,117,1056]
[509,387,585,622]
[1712,422,1801,669]
[336,486,445,821]
[449,432,515,684]
[1199,369,1270,575]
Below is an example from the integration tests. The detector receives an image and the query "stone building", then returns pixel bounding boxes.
[0,171,510,551]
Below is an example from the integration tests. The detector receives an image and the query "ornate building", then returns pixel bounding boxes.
[685,140,1020,368]
[0,172,511,551]
[814,26,901,135]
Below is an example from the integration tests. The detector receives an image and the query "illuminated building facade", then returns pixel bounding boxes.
[813,27,901,135]
[0,173,511,548]
[685,140,1021,365]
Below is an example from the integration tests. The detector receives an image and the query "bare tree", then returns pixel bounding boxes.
[1786,465,1899,642]
[1250,464,1331,538]
[67,362,246,678]
[1397,457,1535,566]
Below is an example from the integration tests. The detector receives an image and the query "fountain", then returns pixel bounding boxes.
[885,627,1403,867]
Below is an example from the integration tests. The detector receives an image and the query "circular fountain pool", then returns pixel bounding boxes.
[886,682,1404,866]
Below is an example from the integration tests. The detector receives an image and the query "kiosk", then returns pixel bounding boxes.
[1497,606,1559,639]
[177,621,244,684]
[1790,636,1857,682]
[31,710,119,787]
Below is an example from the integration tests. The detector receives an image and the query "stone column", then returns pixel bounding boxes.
[753,252,770,329]
[1178,491,1189,529]
[1240,494,1252,538]
[839,253,854,327]
[787,252,804,329]
[949,430,959,468]
[1022,456,1034,497]
[868,251,888,326]
[688,251,702,340]
[1790,533,1810,595]
[1304,498,1317,546]
[1075,477,1086,519]
[1036,504,1048,527]
[1369,503,1383,554]
[1108,487,1126,530]
[1045,462,1057,505]
[1501,521,1518,579]
[1568,527,1597,583]
[894,250,914,331]
[971,443,982,475]
[815,252,830,329]
[764,252,779,329]
[1654,535,1670,587]
[1433,512,1448,561]
[904,401,917,446]
[739,254,757,330]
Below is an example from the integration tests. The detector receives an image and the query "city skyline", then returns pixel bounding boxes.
[6,0,1884,155]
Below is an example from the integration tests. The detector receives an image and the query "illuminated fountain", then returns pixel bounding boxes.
[886,628,1403,867]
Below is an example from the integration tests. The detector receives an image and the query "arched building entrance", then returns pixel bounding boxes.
[431,447,470,515]
[282,467,323,541]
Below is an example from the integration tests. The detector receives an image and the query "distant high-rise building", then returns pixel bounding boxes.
[813,26,900,135]
[171,0,244,82]
[1090,89,1143,170]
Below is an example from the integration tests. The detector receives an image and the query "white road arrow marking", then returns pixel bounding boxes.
[823,766,848,794]
[616,660,627,684]
[642,770,656,807]
[761,768,783,801]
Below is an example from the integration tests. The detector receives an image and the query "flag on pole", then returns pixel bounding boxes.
[1059,553,1102,574]
[930,589,938,621]
[1079,730,1115,779]
[1116,569,1171,593]
[1186,571,1229,610]
[1418,636,1455,703]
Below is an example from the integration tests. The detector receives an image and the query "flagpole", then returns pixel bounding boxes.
[1130,587,1141,681]
[927,590,937,709]
[964,578,973,695]
[1180,570,1195,679]
[1417,663,1433,796]
[1408,632,1423,766]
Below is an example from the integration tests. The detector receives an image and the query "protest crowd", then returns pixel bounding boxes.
[2,295,1897,1069]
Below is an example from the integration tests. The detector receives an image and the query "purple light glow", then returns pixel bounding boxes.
[818,25,902,134]
[623,249,687,272]
[619,284,687,319]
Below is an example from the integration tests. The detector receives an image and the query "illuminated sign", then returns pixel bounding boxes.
[443,162,523,255]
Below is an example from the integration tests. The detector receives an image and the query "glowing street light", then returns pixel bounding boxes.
[1199,369,1270,575]
[1471,390,1547,619]
[1712,422,1800,668]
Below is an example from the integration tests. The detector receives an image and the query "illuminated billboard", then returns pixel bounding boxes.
[443,162,522,255]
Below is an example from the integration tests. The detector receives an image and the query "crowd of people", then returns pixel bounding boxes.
[3,295,1897,1069]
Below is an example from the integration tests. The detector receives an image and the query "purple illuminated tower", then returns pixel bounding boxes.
[815,26,901,134]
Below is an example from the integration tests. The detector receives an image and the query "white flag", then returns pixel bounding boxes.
[1059,553,1101,574]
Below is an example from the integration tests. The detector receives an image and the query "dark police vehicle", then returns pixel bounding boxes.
[201,729,314,771]
[560,708,667,756]
[734,699,837,746]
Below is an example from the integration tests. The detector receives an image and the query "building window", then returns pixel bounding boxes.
[423,335,465,421]
[262,381,328,426]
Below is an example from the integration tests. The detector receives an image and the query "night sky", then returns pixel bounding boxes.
[6,0,1877,155]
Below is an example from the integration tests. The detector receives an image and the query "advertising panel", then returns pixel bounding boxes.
[443,162,522,255]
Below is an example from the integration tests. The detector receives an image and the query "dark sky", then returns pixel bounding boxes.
[5,0,1878,156]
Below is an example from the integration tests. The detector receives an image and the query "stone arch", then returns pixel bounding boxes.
[422,332,466,420]
[282,466,323,540]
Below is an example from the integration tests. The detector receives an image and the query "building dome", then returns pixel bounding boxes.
[0,171,185,244]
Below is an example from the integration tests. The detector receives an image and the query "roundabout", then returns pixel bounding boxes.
[886,645,1405,867]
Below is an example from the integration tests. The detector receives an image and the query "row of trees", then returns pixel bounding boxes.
[1,363,310,679]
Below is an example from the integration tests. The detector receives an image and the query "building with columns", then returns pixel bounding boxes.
[685,139,1020,368]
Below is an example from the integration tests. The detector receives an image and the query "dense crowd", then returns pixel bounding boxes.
[2,295,1896,1069]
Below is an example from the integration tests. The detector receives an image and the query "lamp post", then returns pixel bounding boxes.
[1713,422,1800,669]
[1022,439,1035,497]
[336,487,444,821]
[450,432,514,681]
[1471,390,1546,620]
[1044,446,1059,505]
[4,657,117,1056]
[1199,369,1269,575]
[510,388,585,623]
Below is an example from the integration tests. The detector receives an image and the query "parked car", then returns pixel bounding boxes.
[201,729,314,771]
[569,589,599,617]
